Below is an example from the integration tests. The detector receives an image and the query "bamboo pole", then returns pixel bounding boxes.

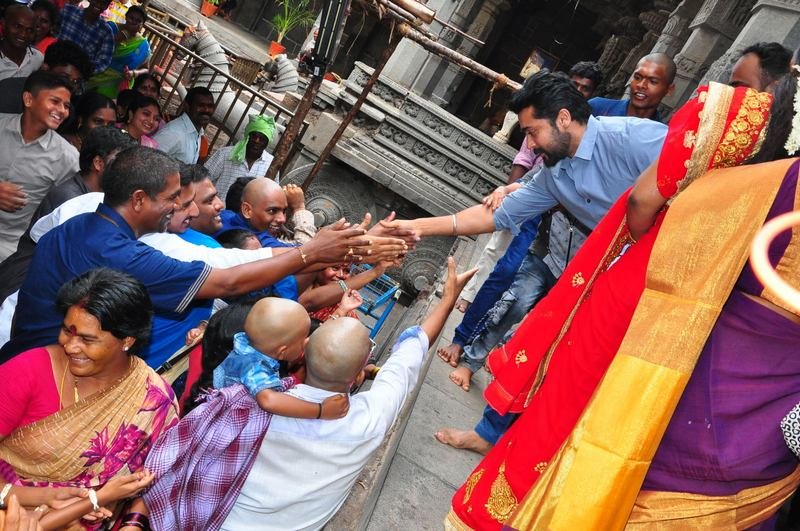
[264,75,324,181]
[301,30,403,191]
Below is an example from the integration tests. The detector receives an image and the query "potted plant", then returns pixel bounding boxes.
[269,0,316,56]
[200,0,219,18]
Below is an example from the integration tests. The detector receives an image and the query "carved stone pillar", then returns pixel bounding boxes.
[651,0,704,57]
[382,0,508,106]
[664,0,756,109]
[701,0,800,86]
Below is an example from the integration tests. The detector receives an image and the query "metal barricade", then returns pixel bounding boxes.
[142,23,308,152]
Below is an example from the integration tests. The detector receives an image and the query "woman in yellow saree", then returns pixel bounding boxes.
[0,268,178,530]
[447,73,800,530]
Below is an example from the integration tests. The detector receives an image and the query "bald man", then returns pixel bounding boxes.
[216,177,316,247]
[590,52,676,122]
[209,258,476,530]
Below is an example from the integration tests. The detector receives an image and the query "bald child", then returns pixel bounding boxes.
[213,297,348,419]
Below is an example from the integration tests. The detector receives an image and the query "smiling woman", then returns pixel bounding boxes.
[0,268,178,530]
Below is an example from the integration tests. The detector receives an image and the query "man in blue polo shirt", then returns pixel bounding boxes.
[0,146,388,361]
[589,52,675,122]
[388,70,667,454]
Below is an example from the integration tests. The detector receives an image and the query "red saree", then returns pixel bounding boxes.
[448,83,773,530]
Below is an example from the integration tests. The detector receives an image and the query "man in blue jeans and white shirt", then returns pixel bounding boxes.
[388,69,668,454]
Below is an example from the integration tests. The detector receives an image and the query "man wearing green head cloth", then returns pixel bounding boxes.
[204,113,276,202]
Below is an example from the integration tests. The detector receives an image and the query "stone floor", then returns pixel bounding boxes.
[152,0,269,62]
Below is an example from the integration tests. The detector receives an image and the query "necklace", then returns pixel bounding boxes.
[58,362,69,410]
[71,356,134,404]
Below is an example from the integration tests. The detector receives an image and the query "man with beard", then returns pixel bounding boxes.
[729,41,791,92]
[0,146,404,361]
[0,70,78,262]
[387,70,666,452]
[590,52,675,122]
[154,87,216,164]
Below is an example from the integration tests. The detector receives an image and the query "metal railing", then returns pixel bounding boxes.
[143,23,308,152]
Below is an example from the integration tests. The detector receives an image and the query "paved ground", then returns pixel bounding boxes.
[151,0,269,62]
[366,234,493,530]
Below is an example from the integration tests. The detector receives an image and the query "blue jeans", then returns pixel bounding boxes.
[462,251,555,373]
[452,217,540,346]
[475,405,517,445]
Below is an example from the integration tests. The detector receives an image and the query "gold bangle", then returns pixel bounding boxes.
[297,246,308,265]
[451,214,458,236]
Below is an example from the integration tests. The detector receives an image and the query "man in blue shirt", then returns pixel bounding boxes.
[0,146,390,361]
[391,71,667,454]
[589,53,675,122]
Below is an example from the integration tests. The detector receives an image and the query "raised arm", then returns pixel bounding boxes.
[421,257,478,343]
[298,263,387,311]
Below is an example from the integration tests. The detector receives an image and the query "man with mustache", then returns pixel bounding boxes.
[590,52,675,122]
[0,70,78,262]
[0,5,43,82]
[154,86,216,164]
[387,71,667,452]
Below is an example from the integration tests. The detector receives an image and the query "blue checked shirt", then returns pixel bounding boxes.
[58,5,115,74]
[214,332,284,396]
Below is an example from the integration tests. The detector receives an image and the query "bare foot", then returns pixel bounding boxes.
[449,366,473,391]
[434,428,492,455]
[437,343,462,367]
[455,298,471,313]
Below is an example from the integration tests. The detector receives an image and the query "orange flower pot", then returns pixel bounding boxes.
[200,0,219,17]
[268,40,286,57]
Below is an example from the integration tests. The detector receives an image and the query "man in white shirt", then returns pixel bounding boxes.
[153,87,216,164]
[204,113,277,202]
[218,258,476,530]
[0,5,43,82]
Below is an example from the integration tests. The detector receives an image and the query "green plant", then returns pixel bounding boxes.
[271,0,316,44]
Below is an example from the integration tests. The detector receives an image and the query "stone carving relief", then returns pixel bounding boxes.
[651,0,703,57]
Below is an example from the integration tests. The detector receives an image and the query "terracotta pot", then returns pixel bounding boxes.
[268,40,286,57]
[200,0,218,17]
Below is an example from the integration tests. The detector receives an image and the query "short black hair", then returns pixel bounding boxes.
[116,88,136,110]
[74,90,115,124]
[178,163,210,187]
[216,228,258,249]
[23,69,74,96]
[44,39,93,80]
[568,61,603,88]
[133,72,159,92]
[56,268,154,355]
[102,146,180,207]
[125,4,147,22]
[748,70,798,164]
[185,86,214,106]
[508,69,591,124]
[742,42,792,86]
[79,126,136,172]
[225,176,254,213]
[31,0,58,30]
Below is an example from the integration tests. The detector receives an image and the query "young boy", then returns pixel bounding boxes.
[213,296,349,419]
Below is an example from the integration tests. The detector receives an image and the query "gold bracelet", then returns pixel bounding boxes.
[297,246,308,265]
[451,214,458,236]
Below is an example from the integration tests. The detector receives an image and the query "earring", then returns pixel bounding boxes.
[123,345,130,352]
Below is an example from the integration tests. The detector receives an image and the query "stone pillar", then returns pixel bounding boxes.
[701,0,800,85]
[664,0,756,109]
[651,0,704,58]
[382,0,508,106]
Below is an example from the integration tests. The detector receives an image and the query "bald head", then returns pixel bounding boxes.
[305,318,371,392]
[639,53,676,84]
[240,178,288,234]
[245,297,310,360]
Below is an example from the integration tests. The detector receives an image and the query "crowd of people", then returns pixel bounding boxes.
[0,0,799,529]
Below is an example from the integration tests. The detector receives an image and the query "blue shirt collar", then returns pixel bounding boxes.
[233,332,280,371]
[96,203,135,239]
[573,115,599,161]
